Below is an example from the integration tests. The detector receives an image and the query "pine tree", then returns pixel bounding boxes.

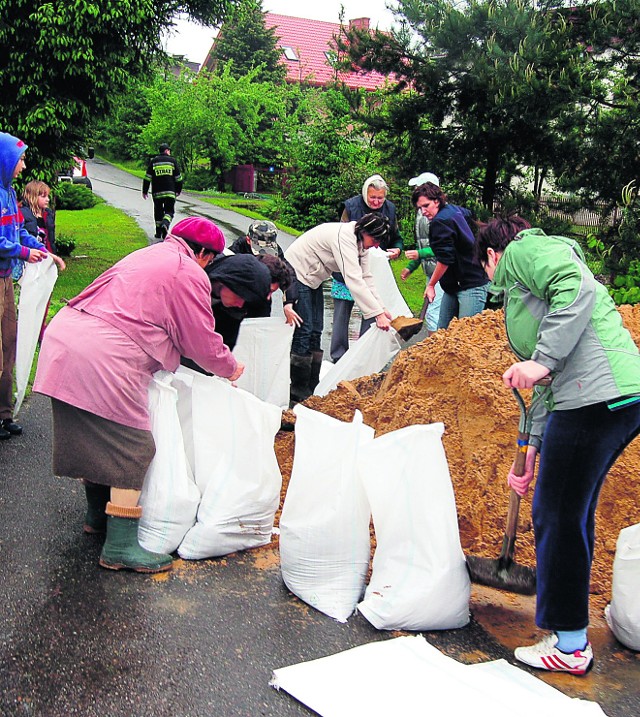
[208,0,287,83]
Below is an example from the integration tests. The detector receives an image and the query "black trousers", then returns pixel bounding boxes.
[533,401,640,631]
[152,196,176,237]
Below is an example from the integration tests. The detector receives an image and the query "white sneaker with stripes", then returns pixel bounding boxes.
[514,633,593,675]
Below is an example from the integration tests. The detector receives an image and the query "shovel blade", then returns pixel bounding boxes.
[466,554,536,596]
[390,316,423,341]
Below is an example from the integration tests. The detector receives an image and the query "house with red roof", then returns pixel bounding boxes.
[202,12,391,193]
[264,14,389,90]
[203,13,391,91]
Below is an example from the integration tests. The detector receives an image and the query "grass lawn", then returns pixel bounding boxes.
[390,260,426,315]
[51,200,148,317]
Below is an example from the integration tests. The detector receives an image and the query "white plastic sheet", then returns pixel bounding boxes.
[177,367,283,559]
[232,316,293,408]
[605,522,640,650]
[279,405,374,622]
[314,325,401,397]
[270,636,609,717]
[367,247,411,319]
[14,257,58,415]
[138,372,200,553]
[357,423,470,630]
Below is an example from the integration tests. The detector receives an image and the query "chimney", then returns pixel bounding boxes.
[349,18,370,31]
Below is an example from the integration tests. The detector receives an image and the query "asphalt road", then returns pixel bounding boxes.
[0,159,637,716]
[86,157,298,250]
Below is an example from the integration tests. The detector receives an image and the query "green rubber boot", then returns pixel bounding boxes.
[83,481,111,534]
[99,503,173,573]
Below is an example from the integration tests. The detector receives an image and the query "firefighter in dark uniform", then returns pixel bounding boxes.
[142,143,183,239]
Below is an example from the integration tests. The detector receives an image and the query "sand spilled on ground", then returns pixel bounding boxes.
[275,305,640,609]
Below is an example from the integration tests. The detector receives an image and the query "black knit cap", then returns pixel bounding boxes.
[205,253,271,303]
[355,213,391,248]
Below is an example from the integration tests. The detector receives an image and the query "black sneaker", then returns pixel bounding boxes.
[0,425,10,440]
[1,418,23,436]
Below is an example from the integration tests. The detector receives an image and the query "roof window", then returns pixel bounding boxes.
[282,46,299,61]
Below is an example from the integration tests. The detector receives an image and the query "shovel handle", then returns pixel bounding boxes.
[498,379,552,570]
[418,295,431,321]
[499,430,528,564]
[499,490,522,566]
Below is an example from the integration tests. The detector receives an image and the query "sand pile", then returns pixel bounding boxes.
[275,305,640,608]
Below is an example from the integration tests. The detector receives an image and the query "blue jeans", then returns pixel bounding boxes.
[426,282,444,333]
[533,401,640,631]
[437,284,488,329]
[291,280,323,355]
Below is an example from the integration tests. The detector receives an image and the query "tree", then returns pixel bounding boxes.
[96,78,153,162]
[274,89,383,230]
[0,0,235,183]
[550,2,640,205]
[340,0,614,208]
[139,66,290,188]
[207,0,287,83]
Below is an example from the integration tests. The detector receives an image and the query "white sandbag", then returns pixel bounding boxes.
[233,316,293,408]
[605,522,640,650]
[368,247,412,319]
[15,257,58,415]
[172,368,198,478]
[138,371,200,553]
[357,423,470,630]
[177,367,283,559]
[314,325,401,397]
[271,636,608,717]
[279,405,374,622]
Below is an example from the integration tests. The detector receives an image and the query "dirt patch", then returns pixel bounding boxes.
[275,306,640,610]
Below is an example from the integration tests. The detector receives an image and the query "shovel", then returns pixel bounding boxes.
[390,296,430,341]
[466,378,551,595]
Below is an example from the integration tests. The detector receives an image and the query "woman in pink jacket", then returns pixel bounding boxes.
[34,218,246,574]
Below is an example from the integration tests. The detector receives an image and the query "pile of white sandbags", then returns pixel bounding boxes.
[279,405,470,631]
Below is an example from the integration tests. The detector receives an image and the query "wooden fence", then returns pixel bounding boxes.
[505,196,622,237]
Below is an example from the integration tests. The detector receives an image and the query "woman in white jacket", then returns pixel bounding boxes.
[284,213,392,403]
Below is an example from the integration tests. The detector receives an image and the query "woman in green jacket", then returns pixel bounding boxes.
[476,215,640,675]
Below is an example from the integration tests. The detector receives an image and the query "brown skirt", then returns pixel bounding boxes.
[51,399,156,490]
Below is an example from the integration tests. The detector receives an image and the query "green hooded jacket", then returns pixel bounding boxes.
[491,228,640,446]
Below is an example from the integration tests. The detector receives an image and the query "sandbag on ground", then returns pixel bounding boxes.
[357,423,470,631]
[233,316,293,408]
[605,522,640,651]
[138,371,200,554]
[314,325,400,398]
[279,405,374,622]
[177,367,283,559]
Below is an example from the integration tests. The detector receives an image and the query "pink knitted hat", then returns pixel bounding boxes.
[171,217,225,253]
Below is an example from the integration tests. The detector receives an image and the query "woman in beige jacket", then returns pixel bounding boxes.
[284,213,392,403]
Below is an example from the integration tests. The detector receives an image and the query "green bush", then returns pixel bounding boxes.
[54,233,76,256]
[183,167,216,191]
[55,183,99,210]
[610,259,640,305]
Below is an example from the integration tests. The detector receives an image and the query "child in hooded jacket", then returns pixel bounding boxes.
[0,132,51,439]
